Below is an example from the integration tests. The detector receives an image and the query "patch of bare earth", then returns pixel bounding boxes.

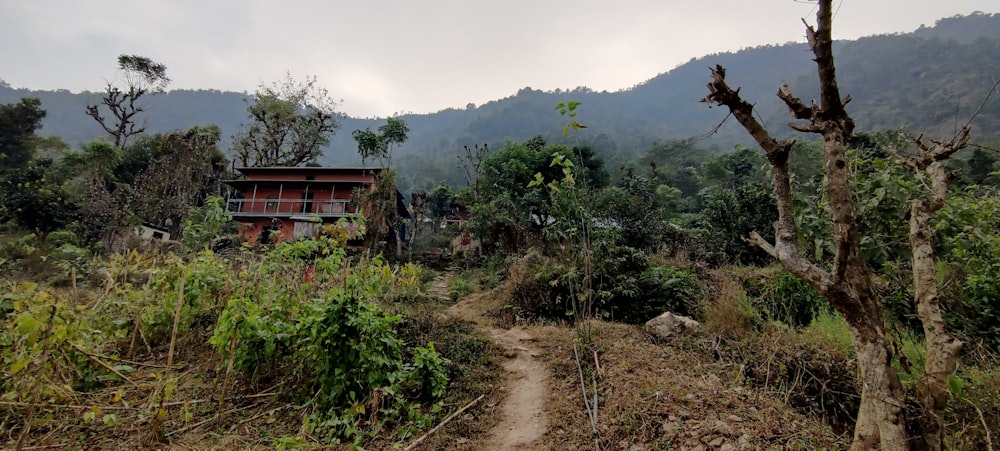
[441,275,551,451]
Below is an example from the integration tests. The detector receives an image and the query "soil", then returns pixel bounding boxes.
[432,269,849,450]
[430,270,551,450]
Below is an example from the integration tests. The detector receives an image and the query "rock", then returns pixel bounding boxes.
[645,312,700,339]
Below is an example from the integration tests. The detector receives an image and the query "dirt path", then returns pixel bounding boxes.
[430,271,550,450]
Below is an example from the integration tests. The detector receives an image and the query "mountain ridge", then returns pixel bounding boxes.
[3,12,998,191]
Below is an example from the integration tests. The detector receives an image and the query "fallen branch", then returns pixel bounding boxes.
[66,341,137,386]
[235,404,289,426]
[165,405,253,438]
[403,394,485,451]
[0,399,208,412]
[970,399,994,451]
[573,342,599,436]
[19,444,71,450]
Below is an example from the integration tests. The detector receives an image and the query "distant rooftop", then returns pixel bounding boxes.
[234,166,385,172]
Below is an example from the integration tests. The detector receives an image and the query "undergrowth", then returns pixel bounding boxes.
[0,235,500,449]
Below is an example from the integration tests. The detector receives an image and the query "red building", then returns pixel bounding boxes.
[224,166,395,245]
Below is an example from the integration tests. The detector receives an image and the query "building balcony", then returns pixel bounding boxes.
[227,198,357,218]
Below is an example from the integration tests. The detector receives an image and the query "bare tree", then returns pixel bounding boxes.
[85,55,170,149]
[702,2,966,448]
[893,129,969,450]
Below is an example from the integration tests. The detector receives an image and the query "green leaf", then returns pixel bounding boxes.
[947,375,966,396]
[9,358,30,374]
[15,314,42,335]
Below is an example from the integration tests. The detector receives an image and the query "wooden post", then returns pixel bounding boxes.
[250,184,257,213]
[277,184,283,214]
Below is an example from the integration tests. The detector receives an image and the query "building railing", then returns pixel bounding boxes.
[227,198,355,218]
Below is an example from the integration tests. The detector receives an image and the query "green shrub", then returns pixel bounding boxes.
[404,343,448,399]
[746,268,829,327]
[45,230,79,248]
[211,295,295,377]
[295,291,446,442]
[591,242,698,323]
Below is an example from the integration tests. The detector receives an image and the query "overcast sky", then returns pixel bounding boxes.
[1,1,996,118]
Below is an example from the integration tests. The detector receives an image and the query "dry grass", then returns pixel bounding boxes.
[527,321,847,450]
[701,267,759,340]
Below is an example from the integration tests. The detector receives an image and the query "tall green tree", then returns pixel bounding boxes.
[233,73,340,167]
[0,97,46,170]
[427,183,454,219]
[352,116,409,168]
[85,55,170,149]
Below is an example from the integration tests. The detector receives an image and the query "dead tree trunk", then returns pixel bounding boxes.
[702,1,909,448]
[895,128,969,450]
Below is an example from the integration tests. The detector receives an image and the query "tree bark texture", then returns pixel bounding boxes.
[898,128,969,450]
[703,1,910,449]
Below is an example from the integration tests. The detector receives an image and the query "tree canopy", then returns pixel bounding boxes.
[0,97,46,170]
[233,73,341,167]
[85,54,170,149]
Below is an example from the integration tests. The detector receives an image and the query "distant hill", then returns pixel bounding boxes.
[3,12,999,192]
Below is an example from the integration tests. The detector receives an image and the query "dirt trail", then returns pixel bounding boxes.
[430,271,550,450]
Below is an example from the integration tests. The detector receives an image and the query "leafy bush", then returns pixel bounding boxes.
[404,343,448,399]
[1,283,121,399]
[298,292,405,410]
[206,247,441,443]
[211,295,295,378]
[502,251,575,320]
[742,267,829,327]
[934,188,1000,351]
[592,243,698,323]
[45,230,79,248]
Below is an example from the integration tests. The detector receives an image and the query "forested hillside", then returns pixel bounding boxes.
[4,5,1000,449]
[2,12,998,192]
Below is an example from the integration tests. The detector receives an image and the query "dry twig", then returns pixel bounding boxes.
[403,394,485,451]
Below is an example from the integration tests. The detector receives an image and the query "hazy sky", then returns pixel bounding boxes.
[1,1,996,118]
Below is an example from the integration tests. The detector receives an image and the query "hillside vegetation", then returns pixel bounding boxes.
[3,12,1000,192]
[2,7,1000,450]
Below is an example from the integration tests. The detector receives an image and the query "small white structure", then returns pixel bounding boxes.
[136,224,170,242]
